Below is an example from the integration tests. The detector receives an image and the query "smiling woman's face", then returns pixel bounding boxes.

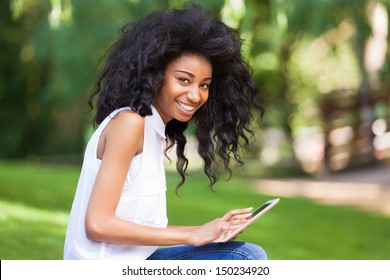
[153,53,212,124]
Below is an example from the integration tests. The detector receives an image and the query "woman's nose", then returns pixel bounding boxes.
[187,87,201,103]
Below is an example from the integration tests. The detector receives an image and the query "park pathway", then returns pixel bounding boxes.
[254,162,390,216]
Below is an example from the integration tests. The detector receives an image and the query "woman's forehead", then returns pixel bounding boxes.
[166,53,212,75]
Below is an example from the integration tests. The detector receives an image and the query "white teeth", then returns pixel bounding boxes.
[177,101,195,112]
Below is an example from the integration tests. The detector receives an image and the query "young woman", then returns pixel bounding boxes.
[64,4,266,260]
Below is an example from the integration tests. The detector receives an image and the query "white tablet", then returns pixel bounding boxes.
[217,198,280,243]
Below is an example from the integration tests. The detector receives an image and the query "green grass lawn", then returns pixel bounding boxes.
[0,160,389,259]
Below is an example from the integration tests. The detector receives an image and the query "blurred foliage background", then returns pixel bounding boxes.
[1,0,390,175]
[1,0,390,260]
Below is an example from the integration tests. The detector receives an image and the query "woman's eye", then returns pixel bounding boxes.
[201,83,210,90]
[178,77,189,84]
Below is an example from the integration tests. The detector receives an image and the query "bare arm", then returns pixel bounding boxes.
[85,110,250,246]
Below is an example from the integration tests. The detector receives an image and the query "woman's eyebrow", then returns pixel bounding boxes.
[175,70,195,77]
[175,70,212,81]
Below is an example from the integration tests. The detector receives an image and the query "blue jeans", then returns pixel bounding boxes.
[146,241,267,260]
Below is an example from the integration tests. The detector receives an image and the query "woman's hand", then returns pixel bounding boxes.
[187,207,252,246]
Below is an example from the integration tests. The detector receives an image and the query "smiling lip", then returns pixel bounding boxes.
[176,101,196,112]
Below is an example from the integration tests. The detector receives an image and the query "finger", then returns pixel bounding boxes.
[229,213,252,221]
[222,207,253,221]
[221,222,241,232]
[228,218,249,226]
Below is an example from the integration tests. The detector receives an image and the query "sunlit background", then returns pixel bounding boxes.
[1,0,390,259]
[2,0,390,173]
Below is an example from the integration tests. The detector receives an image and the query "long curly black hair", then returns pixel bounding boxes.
[88,4,264,191]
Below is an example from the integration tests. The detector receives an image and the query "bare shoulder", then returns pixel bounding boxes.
[102,109,145,157]
[109,110,145,133]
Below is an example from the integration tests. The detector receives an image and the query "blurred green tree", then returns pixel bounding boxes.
[240,0,390,173]
[0,0,225,160]
[1,0,389,172]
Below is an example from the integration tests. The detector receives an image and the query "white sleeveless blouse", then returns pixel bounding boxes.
[63,106,168,259]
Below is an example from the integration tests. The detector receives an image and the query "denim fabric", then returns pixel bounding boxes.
[146,241,267,260]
